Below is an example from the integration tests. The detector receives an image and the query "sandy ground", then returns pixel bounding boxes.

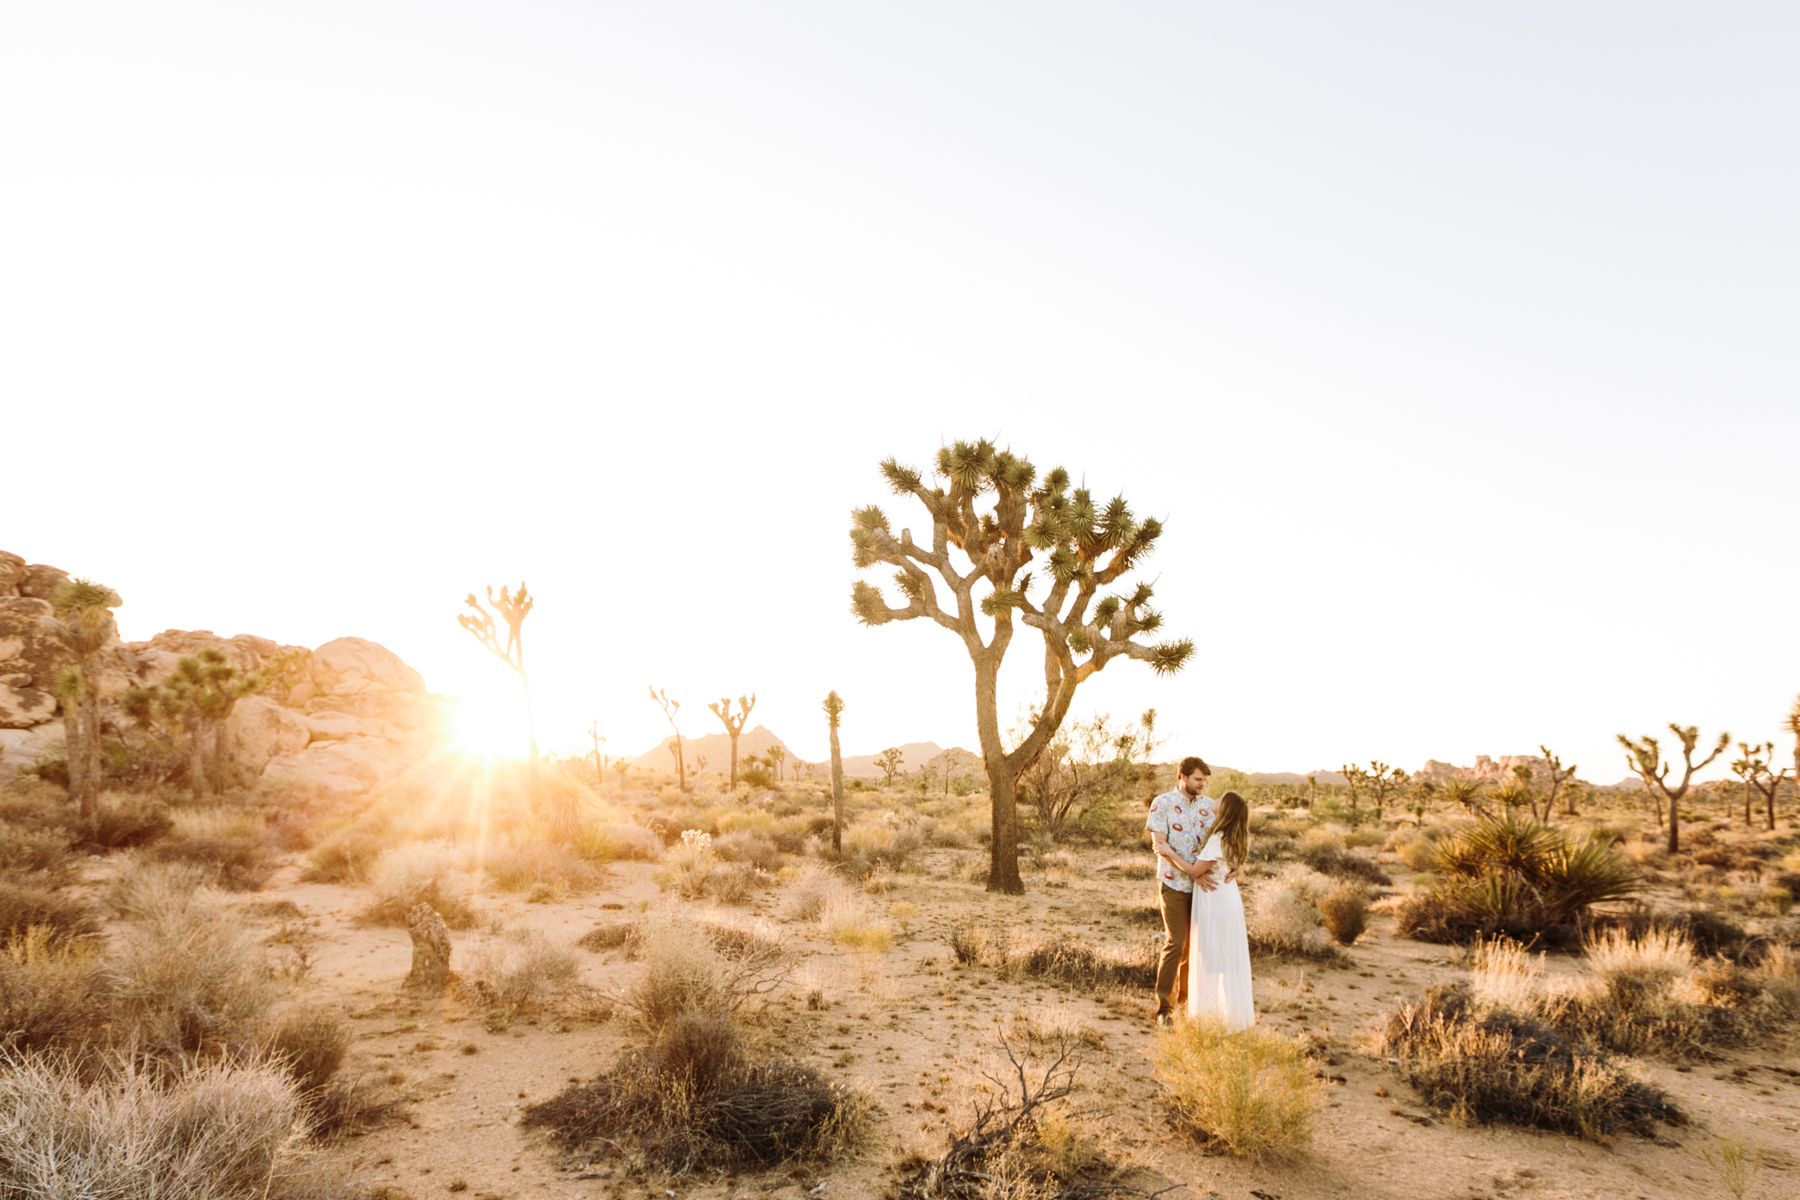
[226,848,1800,1200]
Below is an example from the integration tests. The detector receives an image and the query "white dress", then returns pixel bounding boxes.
[1186,833,1255,1031]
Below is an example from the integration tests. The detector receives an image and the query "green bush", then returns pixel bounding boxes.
[1396,815,1641,946]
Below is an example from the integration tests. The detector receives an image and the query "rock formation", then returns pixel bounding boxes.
[0,549,447,792]
[1413,754,1556,786]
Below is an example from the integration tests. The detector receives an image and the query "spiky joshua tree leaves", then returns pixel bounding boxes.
[849,439,1194,895]
[707,693,757,789]
[1618,723,1729,855]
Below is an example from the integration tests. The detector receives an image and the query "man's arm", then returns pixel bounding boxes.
[1151,830,1220,892]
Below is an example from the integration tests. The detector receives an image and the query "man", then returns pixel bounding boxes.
[1145,755,1222,1028]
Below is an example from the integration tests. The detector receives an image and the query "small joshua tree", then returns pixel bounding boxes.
[588,721,606,795]
[1340,764,1367,821]
[824,691,846,854]
[1364,761,1409,821]
[1619,723,1730,855]
[1539,746,1579,821]
[50,579,122,823]
[1731,742,1789,830]
[126,650,264,801]
[707,693,756,789]
[766,743,786,782]
[649,687,687,791]
[849,439,1193,894]
[875,747,906,789]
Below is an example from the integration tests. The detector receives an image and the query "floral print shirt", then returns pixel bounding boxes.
[1145,788,1215,894]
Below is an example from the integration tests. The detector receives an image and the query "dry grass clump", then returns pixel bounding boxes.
[1151,1014,1320,1160]
[0,1049,356,1199]
[464,927,582,1010]
[1245,865,1337,959]
[482,840,607,898]
[0,823,78,880]
[112,895,283,1062]
[0,879,102,948]
[1099,856,1156,880]
[301,826,387,883]
[355,841,479,930]
[1374,982,1680,1140]
[577,920,635,953]
[521,1013,872,1172]
[146,806,277,892]
[785,862,853,920]
[1317,881,1371,946]
[819,892,896,952]
[103,858,214,922]
[620,909,789,1033]
[658,830,718,900]
[0,928,116,1055]
[713,830,783,872]
[1296,827,1392,886]
[1395,815,1641,947]
[948,919,1155,989]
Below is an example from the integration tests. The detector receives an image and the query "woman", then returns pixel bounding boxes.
[1186,790,1255,1031]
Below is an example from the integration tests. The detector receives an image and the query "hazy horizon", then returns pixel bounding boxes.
[7,4,1797,782]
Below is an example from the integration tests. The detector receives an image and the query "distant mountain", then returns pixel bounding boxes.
[629,724,794,772]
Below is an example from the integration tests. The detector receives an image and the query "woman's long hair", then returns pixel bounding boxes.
[1212,791,1250,869]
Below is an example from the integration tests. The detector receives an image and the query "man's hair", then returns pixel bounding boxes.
[1179,756,1210,779]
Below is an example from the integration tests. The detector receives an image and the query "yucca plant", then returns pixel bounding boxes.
[1399,814,1642,945]
[848,439,1194,894]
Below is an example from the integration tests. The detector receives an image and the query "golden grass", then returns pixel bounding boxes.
[1151,1014,1319,1159]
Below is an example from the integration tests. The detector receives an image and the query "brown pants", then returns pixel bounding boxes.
[1155,884,1191,1014]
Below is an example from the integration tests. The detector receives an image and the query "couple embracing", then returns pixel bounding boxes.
[1145,756,1254,1031]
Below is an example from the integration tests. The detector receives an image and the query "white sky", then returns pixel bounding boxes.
[5,3,1797,782]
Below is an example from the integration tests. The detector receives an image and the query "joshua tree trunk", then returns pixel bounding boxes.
[186,717,207,802]
[973,662,1024,894]
[79,685,101,819]
[211,713,230,796]
[829,724,844,854]
[61,700,86,804]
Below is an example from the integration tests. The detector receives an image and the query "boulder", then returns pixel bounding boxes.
[0,552,25,598]
[301,710,402,744]
[263,735,408,794]
[0,723,66,784]
[223,695,311,776]
[0,683,57,729]
[310,638,426,698]
[0,597,73,694]
[19,564,70,602]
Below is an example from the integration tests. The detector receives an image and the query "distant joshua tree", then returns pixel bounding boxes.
[1340,764,1367,820]
[1539,746,1579,821]
[588,721,606,794]
[1731,742,1789,830]
[459,583,541,792]
[1619,723,1729,855]
[849,439,1193,895]
[707,693,757,789]
[50,579,121,825]
[649,686,688,792]
[1364,761,1409,821]
[824,691,846,854]
[875,747,906,789]
[766,743,786,782]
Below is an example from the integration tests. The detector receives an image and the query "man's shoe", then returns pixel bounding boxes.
[1155,1012,1173,1030]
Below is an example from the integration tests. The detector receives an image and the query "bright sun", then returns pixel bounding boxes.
[448,692,531,759]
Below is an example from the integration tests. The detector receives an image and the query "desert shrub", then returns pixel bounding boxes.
[577,920,635,952]
[267,1005,351,1095]
[785,863,852,921]
[355,841,479,929]
[1395,815,1641,946]
[712,860,759,904]
[1152,1014,1319,1159]
[1317,881,1370,946]
[819,893,895,952]
[104,858,213,922]
[1374,982,1681,1140]
[948,919,1154,988]
[522,1016,869,1171]
[1296,827,1392,885]
[0,928,116,1054]
[1245,865,1334,958]
[622,910,787,1032]
[86,798,175,850]
[1100,856,1156,880]
[1750,943,1800,1018]
[147,807,277,891]
[697,912,787,962]
[590,822,661,862]
[0,1050,350,1199]
[1399,835,1444,873]
[301,827,386,883]
[465,928,581,1010]
[0,824,76,880]
[483,840,607,896]
[0,879,102,949]
[112,896,282,1061]
[842,818,923,872]
[1585,926,1693,994]
[658,831,718,900]
[713,830,782,872]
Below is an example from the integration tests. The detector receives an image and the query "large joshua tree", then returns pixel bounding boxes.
[1619,723,1729,855]
[824,691,846,854]
[650,686,688,792]
[707,693,757,789]
[50,579,122,826]
[849,439,1193,895]
[459,584,539,779]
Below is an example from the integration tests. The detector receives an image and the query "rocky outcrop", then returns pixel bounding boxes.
[1415,755,1556,785]
[0,549,447,792]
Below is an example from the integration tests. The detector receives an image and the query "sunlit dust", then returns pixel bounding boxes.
[448,691,532,760]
